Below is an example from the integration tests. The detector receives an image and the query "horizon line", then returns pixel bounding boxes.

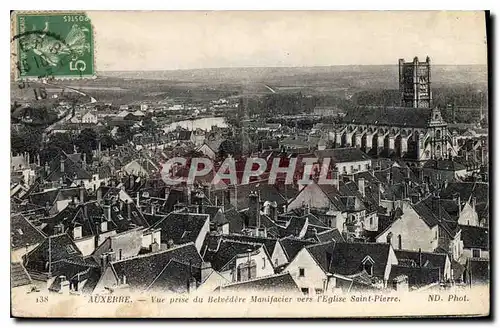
[98,63,487,73]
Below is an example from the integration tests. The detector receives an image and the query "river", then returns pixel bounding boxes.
[162,116,228,133]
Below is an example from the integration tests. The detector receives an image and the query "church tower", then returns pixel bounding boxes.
[399,56,432,108]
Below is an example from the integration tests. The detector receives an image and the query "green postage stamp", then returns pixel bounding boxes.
[12,11,95,80]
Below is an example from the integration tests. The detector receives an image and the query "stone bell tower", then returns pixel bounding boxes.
[399,56,432,108]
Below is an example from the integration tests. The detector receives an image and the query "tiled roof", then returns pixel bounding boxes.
[204,240,262,272]
[223,206,245,233]
[316,228,345,243]
[423,159,466,171]
[11,214,46,249]
[459,225,489,250]
[389,265,440,288]
[152,212,208,245]
[11,262,32,288]
[307,241,392,278]
[217,272,299,292]
[25,233,86,272]
[111,242,203,291]
[341,106,433,128]
[146,260,202,293]
[394,250,448,272]
[219,235,279,260]
[279,237,316,261]
[314,148,371,163]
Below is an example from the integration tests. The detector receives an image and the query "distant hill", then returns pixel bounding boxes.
[101,65,488,90]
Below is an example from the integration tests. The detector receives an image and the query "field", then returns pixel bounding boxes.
[11,65,488,105]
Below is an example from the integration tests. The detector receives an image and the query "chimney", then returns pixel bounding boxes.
[200,261,212,283]
[358,178,365,197]
[60,158,65,173]
[79,186,85,203]
[37,154,41,166]
[45,201,51,215]
[333,169,339,190]
[122,275,127,285]
[59,275,70,294]
[269,202,278,221]
[101,221,108,233]
[107,250,116,262]
[167,239,174,249]
[151,238,160,252]
[100,254,108,268]
[73,226,82,239]
[129,175,134,190]
[303,203,310,215]
[127,200,132,221]
[44,162,50,175]
[54,223,64,234]
[136,192,140,207]
[471,197,476,212]
[95,222,100,237]
[96,186,102,203]
[248,191,261,228]
[103,205,111,221]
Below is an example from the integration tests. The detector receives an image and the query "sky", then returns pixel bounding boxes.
[87,11,488,71]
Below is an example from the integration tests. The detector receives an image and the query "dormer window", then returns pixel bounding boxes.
[362,256,375,276]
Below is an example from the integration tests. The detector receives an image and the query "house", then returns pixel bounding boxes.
[203,239,274,283]
[394,249,452,281]
[196,139,224,159]
[215,272,300,293]
[284,241,398,295]
[376,198,463,261]
[93,242,207,293]
[440,182,489,227]
[151,211,210,253]
[459,225,489,261]
[213,234,289,268]
[314,148,372,175]
[91,226,161,263]
[279,237,316,265]
[422,159,468,183]
[11,214,46,262]
[463,258,489,286]
[11,262,34,292]
[23,233,93,280]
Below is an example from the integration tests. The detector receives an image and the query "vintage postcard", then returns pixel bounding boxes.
[10,11,490,318]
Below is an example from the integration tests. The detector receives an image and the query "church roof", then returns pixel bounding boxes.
[341,106,434,128]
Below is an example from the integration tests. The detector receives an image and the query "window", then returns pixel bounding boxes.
[472,249,481,258]
[369,217,373,226]
[358,165,361,171]
[386,232,393,245]
[435,229,438,239]
[262,257,266,269]
[397,235,402,250]
[315,289,323,295]
[301,288,309,295]
[362,256,375,276]
[237,260,257,282]
[66,245,77,254]
[299,268,305,277]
